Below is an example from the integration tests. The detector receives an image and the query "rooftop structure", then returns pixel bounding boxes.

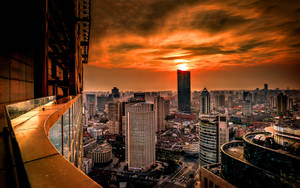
[201,129,300,187]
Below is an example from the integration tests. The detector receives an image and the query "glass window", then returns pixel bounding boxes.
[49,117,62,153]
[63,109,70,159]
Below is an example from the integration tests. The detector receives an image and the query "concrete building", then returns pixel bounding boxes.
[177,70,191,113]
[242,91,252,116]
[200,118,300,188]
[154,96,167,132]
[111,87,120,98]
[107,102,121,135]
[200,88,210,114]
[199,116,228,165]
[277,93,288,115]
[97,95,113,111]
[90,142,113,164]
[125,103,155,171]
[199,120,219,165]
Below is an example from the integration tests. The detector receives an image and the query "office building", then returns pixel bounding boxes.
[199,116,228,165]
[242,91,252,116]
[277,93,288,115]
[154,96,167,132]
[177,70,191,113]
[200,118,300,188]
[111,87,120,98]
[200,88,210,114]
[125,103,155,171]
[90,142,113,164]
[97,96,112,111]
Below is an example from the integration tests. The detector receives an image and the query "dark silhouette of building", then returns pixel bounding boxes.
[0,0,101,187]
[277,93,288,115]
[111,87,120,98]
[177,70,191,113]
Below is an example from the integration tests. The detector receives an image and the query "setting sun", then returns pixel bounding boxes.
[177,63,189,71]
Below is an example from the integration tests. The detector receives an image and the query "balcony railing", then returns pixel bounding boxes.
[4,95,101,188]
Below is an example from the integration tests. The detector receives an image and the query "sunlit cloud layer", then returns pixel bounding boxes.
[89,0,300,72]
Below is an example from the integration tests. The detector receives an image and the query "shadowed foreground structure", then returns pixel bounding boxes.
[0,0,101,187]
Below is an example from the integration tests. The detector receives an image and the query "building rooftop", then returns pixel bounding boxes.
[93,142,112,153]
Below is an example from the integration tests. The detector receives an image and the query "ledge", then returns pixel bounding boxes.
[10,96,101,187]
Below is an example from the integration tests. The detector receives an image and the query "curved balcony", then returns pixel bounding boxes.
[4,95,101,187]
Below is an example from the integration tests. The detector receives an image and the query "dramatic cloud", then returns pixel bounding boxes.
[86,0,300,90]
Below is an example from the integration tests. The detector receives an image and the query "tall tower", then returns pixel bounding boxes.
[177,70,191,113]
[199,116,228,165]
[125,103,155,171]
[200,88,210,114]
[277,93,288,115]
[154,96,166,132]
[242,91,252,116]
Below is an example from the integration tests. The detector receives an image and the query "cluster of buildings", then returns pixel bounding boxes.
[83,88,171,172]
[82,67,300,188]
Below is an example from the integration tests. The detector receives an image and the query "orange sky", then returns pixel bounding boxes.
[85,0,300,91]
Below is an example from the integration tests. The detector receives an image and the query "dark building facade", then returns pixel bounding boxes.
[177,70,191,113]
[111,87,120,98]
[0,0,101,187]
[201,130,300,188]
[277,93,288,115]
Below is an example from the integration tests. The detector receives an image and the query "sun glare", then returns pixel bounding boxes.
[174,59,189,63]
[177,63,189,71]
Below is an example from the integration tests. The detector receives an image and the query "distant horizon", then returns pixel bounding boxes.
[83,87,300,93]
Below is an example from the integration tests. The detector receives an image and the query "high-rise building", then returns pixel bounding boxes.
[86,94,96,118]
[97,95,113,111]
[107,102,121,135]
[242,91,252,116]
[200,88,210,114]
[177,70,191,113]
[264,83,269,103]
[154,96,168,132]
[125,103,155,171]
[200,119,300,188]
[218,116,229,161]
[277,93,288,115]
[111,87,120,98]
[199,115,228,165]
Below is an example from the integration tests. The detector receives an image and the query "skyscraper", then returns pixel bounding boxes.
[277,93,288,115]
[199,115,228,165]
[107,102,121,135]
[125,103,155,171]
[200,88,210,114]
[177,70,191,113]
[242,91,252,116]
[111,87,120,98]
[154,96,166,132]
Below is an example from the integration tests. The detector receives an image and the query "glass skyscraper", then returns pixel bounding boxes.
[177,70,191,113]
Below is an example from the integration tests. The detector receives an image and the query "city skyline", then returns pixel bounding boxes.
[85,0,300,91]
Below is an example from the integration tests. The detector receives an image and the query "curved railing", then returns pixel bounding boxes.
[5,95,101,187]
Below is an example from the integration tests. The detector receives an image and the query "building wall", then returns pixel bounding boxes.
[0,54,34,104]
[125,103,155,170]
[199,121,219,165]
[200,165,235,188]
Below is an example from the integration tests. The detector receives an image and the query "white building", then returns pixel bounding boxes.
[125,102,155,171]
